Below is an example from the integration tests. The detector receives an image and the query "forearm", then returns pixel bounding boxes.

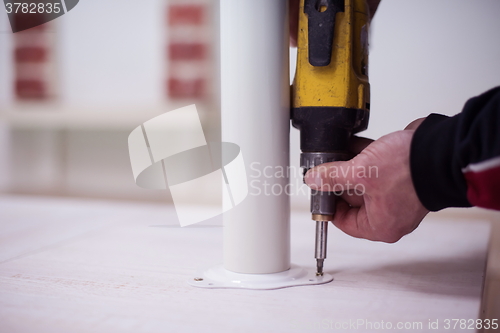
[410,87,500,211]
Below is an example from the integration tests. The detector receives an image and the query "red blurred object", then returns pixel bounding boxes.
[15,47,47,62]
[168,78,204,98]
[15,80,47,99]
[166,3,210,101]
[169,43,206,60]
[13,20,53,101]
[168,5,205,26]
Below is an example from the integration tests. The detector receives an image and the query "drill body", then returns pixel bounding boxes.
[291,0,371,275]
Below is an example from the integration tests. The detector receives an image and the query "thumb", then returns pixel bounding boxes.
[304,160,359,192]
[405,117,425,130]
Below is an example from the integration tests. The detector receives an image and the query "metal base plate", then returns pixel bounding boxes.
[188,264,333,290]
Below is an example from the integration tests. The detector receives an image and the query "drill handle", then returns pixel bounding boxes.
[304,0,345,67]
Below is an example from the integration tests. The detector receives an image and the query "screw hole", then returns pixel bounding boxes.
[309,279,314,281]
[208,283,213,285]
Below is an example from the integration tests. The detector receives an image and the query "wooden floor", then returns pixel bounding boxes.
[0,195,492,333]
[483,217,500,324]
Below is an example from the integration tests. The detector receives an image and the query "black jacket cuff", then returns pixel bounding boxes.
[410,114,472,211]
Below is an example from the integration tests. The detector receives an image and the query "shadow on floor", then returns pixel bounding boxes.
[326,250,486,298]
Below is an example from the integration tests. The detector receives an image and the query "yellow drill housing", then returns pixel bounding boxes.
[292,0,370,111]
[291,0,371,154]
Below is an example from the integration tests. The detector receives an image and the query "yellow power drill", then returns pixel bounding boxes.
[291,0,371,275]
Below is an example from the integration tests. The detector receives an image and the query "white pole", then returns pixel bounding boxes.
[220,0,290,274]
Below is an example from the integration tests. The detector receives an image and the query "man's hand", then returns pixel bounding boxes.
[304,123,428,243]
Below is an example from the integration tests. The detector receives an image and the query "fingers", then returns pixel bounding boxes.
[349,136,374,154]
[340,190,364,207]
[333,198,395,242]
[331,199,369,239]
[304,160,360,192]
[289,0,299,47]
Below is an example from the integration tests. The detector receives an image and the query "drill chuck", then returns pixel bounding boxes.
[301,152,350,275]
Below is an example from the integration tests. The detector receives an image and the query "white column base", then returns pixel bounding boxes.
[188,264,333,290]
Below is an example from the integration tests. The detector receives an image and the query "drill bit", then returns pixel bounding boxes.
[315,220,328,276]
[316,259,324,276]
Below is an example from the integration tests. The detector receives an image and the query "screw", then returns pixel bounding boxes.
[194,277,203,281]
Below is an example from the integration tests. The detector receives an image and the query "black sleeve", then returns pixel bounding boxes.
[410,86,500,211]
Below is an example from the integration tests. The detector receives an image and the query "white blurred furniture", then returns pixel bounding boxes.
[0,195,490,333]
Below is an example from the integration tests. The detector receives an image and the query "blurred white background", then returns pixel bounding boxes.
[0,0,219,202]
[0,0,499,209]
